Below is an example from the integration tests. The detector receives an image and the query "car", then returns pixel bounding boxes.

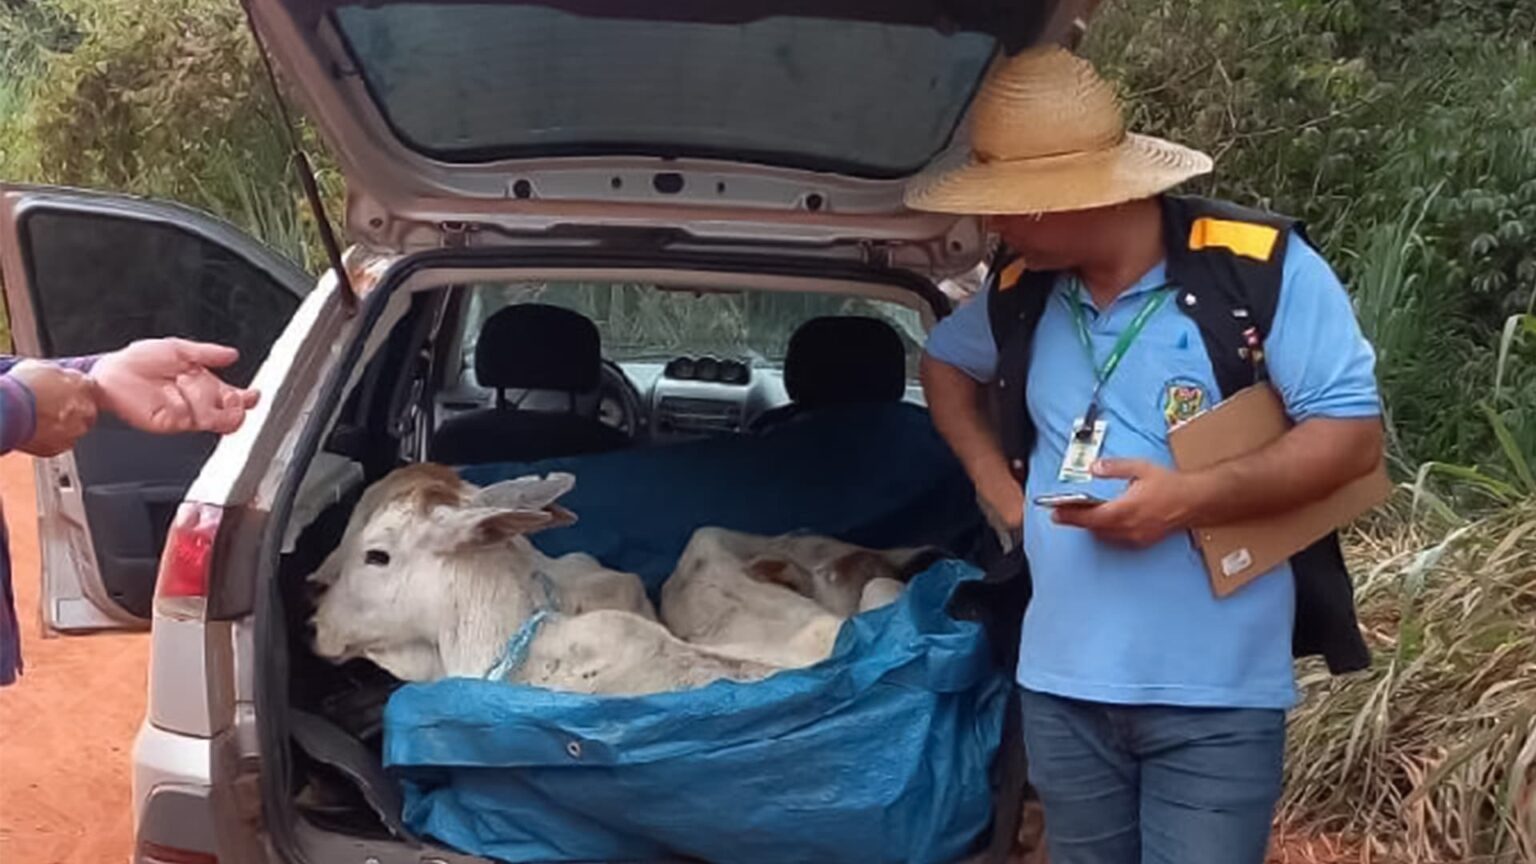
[0,2,1096,862]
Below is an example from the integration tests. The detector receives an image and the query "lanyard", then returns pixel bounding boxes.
[1061,277,1174,439]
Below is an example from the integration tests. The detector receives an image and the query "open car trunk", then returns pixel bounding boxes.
[242,2,1093,858]
[260,251,1028,864]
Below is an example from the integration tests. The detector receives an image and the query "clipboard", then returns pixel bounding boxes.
[1166,384,1392,597]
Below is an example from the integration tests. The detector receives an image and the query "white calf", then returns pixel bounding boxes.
[309,465,655,682]
[514,611,777,695]
[659,527,932,669]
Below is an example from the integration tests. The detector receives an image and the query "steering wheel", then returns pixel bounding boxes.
[596,360,644,438]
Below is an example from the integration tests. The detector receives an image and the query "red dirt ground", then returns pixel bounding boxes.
[0,451,1378,864]
[0,455,146,864]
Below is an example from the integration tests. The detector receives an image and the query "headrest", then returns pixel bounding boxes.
[783,316,907,408]
[475,304,602,392]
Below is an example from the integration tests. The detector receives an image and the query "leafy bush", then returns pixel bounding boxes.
[0,0,326,268]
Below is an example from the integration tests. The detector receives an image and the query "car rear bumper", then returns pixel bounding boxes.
[133,720,229,863]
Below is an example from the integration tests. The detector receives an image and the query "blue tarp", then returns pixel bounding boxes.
[386,561,1008,864]
[385,404,1006,863]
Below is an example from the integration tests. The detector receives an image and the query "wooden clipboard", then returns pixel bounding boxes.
[1166,384,1392,597]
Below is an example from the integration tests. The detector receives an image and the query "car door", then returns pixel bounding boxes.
[0,185,310,632]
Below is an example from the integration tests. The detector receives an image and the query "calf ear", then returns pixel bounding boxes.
[431,507,555,551]
[430,505,577,551]
[745,557,813,594]
[471,473,576,511]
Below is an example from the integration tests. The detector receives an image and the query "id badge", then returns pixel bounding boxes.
[1058,418,1107,483]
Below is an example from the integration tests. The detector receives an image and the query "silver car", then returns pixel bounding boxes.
[2,2,1092,861]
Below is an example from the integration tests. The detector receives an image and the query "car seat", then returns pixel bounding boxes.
[750,316,908,433]
[431,304,630,465]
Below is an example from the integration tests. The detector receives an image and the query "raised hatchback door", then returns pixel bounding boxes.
[246,0,1092,263]
[0,185,310,632]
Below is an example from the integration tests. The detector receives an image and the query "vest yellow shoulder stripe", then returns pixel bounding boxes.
[996,258,1028,292]
[1188,217,1281,262]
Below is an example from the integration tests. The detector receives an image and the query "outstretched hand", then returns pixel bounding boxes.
[1050,458,1211,548]
[90,338,260,436]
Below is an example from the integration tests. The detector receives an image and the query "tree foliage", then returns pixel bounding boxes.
[0,0,330,268]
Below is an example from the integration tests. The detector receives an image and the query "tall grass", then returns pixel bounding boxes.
[1289,496,1536,863]
[1287,300,1536,861]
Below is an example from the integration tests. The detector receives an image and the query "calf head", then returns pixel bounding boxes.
[308,466,578,680]
[745,536,942,617]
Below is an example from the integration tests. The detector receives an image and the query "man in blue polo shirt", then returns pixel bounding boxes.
[911,49,1383,863]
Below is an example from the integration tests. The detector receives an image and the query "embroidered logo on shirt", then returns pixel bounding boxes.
[1162,377,1208,427]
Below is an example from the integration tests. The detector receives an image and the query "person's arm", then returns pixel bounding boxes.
[1056,234,1384,547]
[919,290,1024,532]
[0,353,108,455]
[0,368,37,455]
[920,353,1023,531]
[0,354,98,377]
[0,360,98,457]
[0,339,259,457]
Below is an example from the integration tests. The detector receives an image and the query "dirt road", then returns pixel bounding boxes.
[0,455,145,864]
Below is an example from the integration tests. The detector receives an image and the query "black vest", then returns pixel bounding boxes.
[949,195,1371,676]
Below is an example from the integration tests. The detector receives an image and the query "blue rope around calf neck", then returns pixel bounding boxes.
[484,569,560,682]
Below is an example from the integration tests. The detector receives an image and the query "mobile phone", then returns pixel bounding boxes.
[1033,492,1106,508]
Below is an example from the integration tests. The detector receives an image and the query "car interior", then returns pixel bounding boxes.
[269,275,1016,855]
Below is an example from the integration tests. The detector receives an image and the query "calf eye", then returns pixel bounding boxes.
[364,549,391,567]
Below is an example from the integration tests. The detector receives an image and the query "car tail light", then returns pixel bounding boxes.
[136,840,218,864]
[154,502,224,620]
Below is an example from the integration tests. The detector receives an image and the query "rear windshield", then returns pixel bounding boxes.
[464,282,928,378]
[332,6,995,177]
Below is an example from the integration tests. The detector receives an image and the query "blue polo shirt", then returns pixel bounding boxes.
[925,234,1380,709]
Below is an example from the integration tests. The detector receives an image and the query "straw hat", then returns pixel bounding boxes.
[905,47,1213,215]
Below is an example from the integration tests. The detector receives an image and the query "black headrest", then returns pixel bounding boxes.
[475,304,602,392]
[783,316,907,408]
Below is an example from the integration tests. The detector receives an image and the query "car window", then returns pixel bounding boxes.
[18,209,300,386]
[333,6,994,178]
[464,282,928,379]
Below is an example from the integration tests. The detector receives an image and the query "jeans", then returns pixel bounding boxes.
[1019,687,1285,864]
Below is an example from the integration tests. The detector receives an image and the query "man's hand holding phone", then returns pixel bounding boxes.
[1049,459,1211,548]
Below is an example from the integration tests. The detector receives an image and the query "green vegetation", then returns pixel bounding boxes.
[2,0,1533,859]
[0,0,333,270]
